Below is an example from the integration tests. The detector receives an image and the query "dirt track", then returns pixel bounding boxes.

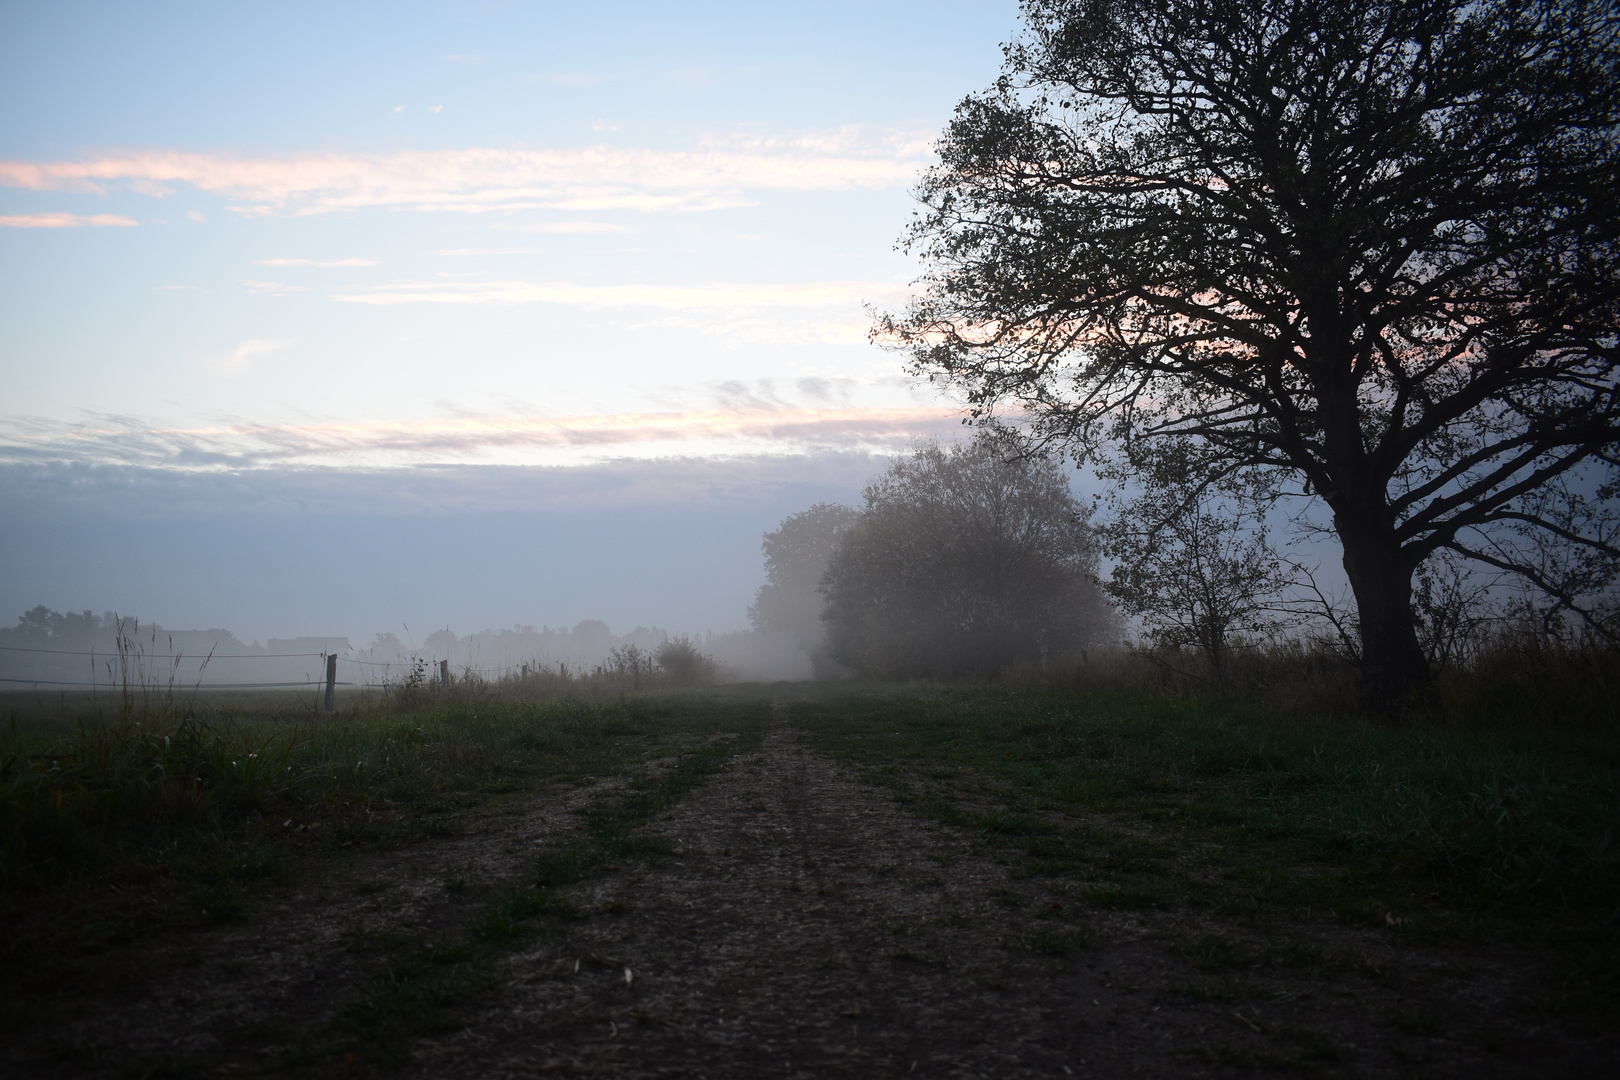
[11,704,1615,1078]
[404,705,1612,1078]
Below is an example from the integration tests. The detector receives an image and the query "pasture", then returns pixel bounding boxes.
[2,681,1616,1076]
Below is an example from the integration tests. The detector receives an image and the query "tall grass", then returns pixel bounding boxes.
[1020,638,1620,730]
[374,639,721,711]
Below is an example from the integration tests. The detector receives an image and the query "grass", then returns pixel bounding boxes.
[0,688,769,1017]
[789,682,1620,1003]
[337,724,765,1058]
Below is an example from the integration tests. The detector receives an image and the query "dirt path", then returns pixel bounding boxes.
[10,704,1613,1078]
[401,705,1610,1078]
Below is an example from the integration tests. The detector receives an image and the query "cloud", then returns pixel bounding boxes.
[212,338,292,372]
[0,404,965,471]
[255,256,380,267]
[445,54,487,64]
[0,211,138,228]
[238,279,309,295]
[430,105,443,114]
[187,210,206,222]
[0,129,932,217]
[0,454,887,520]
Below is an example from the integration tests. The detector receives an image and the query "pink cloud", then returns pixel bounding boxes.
[0,211,138,228]
[0,131,932,217]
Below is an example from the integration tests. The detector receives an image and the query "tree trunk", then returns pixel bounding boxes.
[1336,515,1430,716]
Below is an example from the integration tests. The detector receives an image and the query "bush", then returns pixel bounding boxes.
[654,636,717,686]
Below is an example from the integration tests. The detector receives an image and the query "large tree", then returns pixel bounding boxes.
[821,433,1115,677]
[883,0,1620,708]
[750,502,861,674]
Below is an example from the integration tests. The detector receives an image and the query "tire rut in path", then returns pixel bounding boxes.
[407,704,1211,1079]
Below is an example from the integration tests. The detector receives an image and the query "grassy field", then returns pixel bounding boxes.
[790,683,1620,1008]
[1,688,771,1018]
[5,674,1619,1069]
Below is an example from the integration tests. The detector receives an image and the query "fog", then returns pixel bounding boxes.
[0,455,883,689]
[0,450,1359,693]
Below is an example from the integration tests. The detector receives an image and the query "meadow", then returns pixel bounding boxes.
[3,655,1618,1073]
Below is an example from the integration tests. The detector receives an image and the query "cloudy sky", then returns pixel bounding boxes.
[0,1,1020,644]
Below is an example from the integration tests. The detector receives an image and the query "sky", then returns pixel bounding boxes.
[0,0,1023,645]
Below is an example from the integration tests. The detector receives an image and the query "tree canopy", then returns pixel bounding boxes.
[749,502,861,674]
[883,0,1620,708]
[821,434,1115,677]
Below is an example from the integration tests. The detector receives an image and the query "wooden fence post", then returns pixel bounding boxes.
[324,654,337,712]
[440,659,450,691]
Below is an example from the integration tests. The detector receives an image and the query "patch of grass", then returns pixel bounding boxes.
[337,713,766,1057]
[339,939,491,1060]
[1015,926,1091,955]
[790,682,1620,1003]
[1172,932,1250,971]
[470,885,582,944]
[0,689,769,1054]
[1178,975,1262,1002]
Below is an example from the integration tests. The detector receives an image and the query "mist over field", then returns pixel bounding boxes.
[0,453,894,686]
[0,0,1022,688]
[4,4,1619,1076]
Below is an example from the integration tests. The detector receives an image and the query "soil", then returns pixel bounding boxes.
[6,703,1615,1078]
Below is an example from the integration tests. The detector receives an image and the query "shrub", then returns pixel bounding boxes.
[654,636,716,686]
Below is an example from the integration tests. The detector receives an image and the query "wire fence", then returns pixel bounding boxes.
[0,642,464,692]
[0,634,677,701]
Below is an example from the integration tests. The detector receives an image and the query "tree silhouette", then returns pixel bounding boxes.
[883,0,1620,710]
[821,434,1115,677]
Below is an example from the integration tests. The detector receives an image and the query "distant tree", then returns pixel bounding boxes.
[822,433,1115,677]
[882,0,1620,710]
[749,503,861,674]
[424,627,459,657]
[1100,446,1297,692]
[9,606,110,641]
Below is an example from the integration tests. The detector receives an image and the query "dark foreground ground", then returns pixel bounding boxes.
[3,691,1616,1078]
